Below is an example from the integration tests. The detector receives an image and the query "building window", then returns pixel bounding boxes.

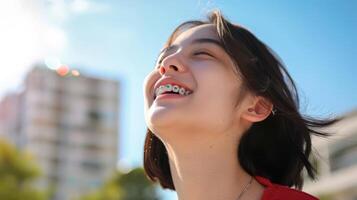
[81,160,102,171]
[87,110,101,122]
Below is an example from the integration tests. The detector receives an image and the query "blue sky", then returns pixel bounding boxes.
[1,0,356,198]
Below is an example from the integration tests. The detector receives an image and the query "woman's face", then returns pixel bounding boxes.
[143,24,247,142]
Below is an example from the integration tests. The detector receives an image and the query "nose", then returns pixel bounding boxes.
[159,64,178,75]
[158,53,185,76]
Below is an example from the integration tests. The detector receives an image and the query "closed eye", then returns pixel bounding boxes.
[193,51,214,57]
[155,51,215,69]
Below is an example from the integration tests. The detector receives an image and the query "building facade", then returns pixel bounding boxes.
[304,110,357,200]
[0,66,119,200]
[0,92,23,146]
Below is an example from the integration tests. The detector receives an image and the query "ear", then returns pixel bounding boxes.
[241,96,273,123]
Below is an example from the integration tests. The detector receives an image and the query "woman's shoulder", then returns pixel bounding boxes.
[254,176,319,200]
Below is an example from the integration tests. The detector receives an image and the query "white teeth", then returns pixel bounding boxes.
[172,85,180,93]
[165,84,172,91]
[159,85,165,94]
[179,87,185,95]
[155,84,193,98]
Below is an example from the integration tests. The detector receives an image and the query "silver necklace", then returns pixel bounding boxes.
[236,176,253,200]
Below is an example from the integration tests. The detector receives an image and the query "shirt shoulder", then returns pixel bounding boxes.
[255,176,319,200]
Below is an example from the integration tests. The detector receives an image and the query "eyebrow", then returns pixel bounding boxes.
[192,38,223,49]
[159,38,224,55]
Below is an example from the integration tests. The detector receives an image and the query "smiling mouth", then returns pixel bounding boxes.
[153,84,193,100]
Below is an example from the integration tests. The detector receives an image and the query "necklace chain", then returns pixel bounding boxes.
[236,176,253,200]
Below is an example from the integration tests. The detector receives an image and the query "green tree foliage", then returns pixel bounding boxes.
[0,138,48,200]
[80,167,161,200]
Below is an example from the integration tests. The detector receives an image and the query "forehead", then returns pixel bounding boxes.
[171,24,219,45]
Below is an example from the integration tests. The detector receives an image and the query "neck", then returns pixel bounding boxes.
[163,127,265,200]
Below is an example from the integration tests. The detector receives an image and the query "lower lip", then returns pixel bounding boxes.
[155,93,190,100]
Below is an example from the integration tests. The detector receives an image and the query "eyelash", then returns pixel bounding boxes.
[156,51,213,68]
[193,51,213,57]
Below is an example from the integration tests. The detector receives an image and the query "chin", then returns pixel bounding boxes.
[148,109,178,129]
[147,112,192,138]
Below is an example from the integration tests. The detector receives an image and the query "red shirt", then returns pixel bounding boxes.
[255,176,318,200]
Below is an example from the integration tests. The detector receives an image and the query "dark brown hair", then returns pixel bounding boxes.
[143,10,339,190]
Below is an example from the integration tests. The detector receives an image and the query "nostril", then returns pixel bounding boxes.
[170,65,178,71]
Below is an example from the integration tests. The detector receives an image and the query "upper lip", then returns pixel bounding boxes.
[153,77,193,99]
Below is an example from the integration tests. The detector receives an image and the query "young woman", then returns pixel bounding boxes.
[142,10,338,200]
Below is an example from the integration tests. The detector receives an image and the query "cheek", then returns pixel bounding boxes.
[193,64,238,102]
[191,67,239,122]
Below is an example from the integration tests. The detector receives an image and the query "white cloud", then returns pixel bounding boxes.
[71,0,90,13]
[47,0,69,22]
[47,0,110,22]
[71,0,109,14]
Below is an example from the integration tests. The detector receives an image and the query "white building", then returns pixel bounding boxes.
[304,110,357,200]
[0,92,23,146]
[0,65,120,200]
